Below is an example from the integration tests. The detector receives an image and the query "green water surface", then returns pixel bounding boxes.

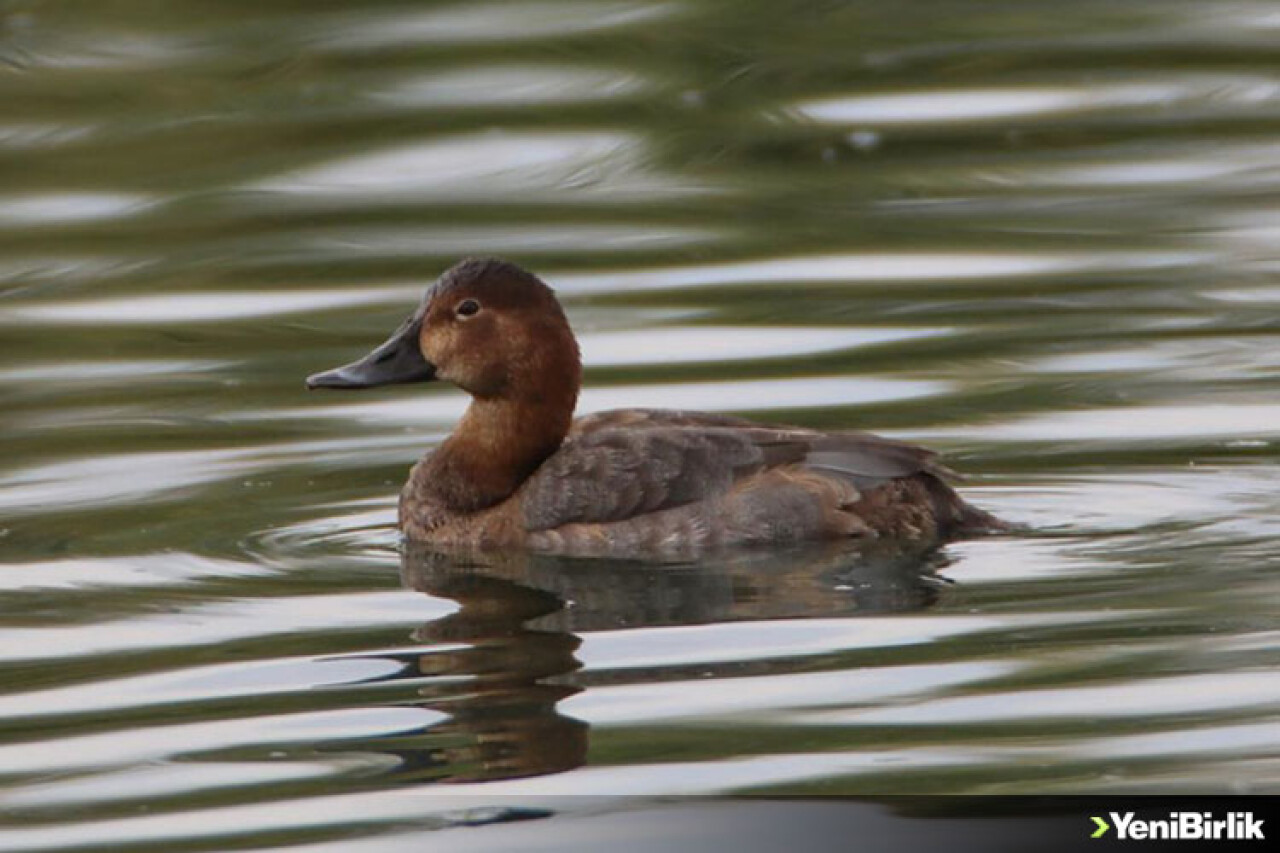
[2,1,1279,850]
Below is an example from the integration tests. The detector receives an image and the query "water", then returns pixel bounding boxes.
[3,0,1280,849]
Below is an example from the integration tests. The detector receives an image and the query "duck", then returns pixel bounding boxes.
[307,258,1004,555]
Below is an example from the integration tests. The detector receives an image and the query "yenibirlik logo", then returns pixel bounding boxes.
[1091,812,1265,841]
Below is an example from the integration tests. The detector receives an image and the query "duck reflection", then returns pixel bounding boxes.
[378,542,950,783]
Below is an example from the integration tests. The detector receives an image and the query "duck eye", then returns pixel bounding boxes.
[455,299,480,318]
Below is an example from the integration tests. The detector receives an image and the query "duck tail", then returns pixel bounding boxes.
[922,474,1009,538]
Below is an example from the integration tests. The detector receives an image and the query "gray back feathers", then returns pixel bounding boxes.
[520,409,946,531]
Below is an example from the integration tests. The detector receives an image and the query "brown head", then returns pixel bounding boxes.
[307,258,582,409]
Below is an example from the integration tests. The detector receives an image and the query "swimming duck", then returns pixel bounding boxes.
[307,258,1003,554]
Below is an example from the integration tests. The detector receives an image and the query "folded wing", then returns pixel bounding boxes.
[520,408,948,532]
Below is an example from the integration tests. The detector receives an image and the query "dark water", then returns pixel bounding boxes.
[3,0,1280,849]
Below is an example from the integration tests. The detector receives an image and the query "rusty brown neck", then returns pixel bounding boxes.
[415,385,577,515]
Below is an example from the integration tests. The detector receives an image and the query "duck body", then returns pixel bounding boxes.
[401,408,999,554]
[308,258,1003,556]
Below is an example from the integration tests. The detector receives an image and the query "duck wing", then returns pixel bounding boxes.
[520,408,948,531]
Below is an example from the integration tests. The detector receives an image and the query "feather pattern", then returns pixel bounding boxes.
[520,409,952,533]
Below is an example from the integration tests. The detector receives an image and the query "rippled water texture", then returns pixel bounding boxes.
[3,1,1280,850]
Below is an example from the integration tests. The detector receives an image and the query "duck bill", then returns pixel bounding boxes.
[306,315,437,390]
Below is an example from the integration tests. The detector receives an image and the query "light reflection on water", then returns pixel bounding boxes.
[2,0,1280,850]
[795,77,1280,126]
[255,132,689,202]
[372,65,653,109]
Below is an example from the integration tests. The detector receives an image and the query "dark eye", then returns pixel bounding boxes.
[455,299,480,318]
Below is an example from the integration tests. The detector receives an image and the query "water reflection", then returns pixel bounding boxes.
[373,65,651,109]
[255,131,686,203]
[794,77,1280,127]
[318,0,678,51]
[0,192,154,225]
[388,541,948,782]
[380,564,586,783]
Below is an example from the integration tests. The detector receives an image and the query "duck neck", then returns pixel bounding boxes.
[422,389,576,514]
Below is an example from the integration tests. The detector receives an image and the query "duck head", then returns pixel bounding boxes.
[306,257,581,403]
